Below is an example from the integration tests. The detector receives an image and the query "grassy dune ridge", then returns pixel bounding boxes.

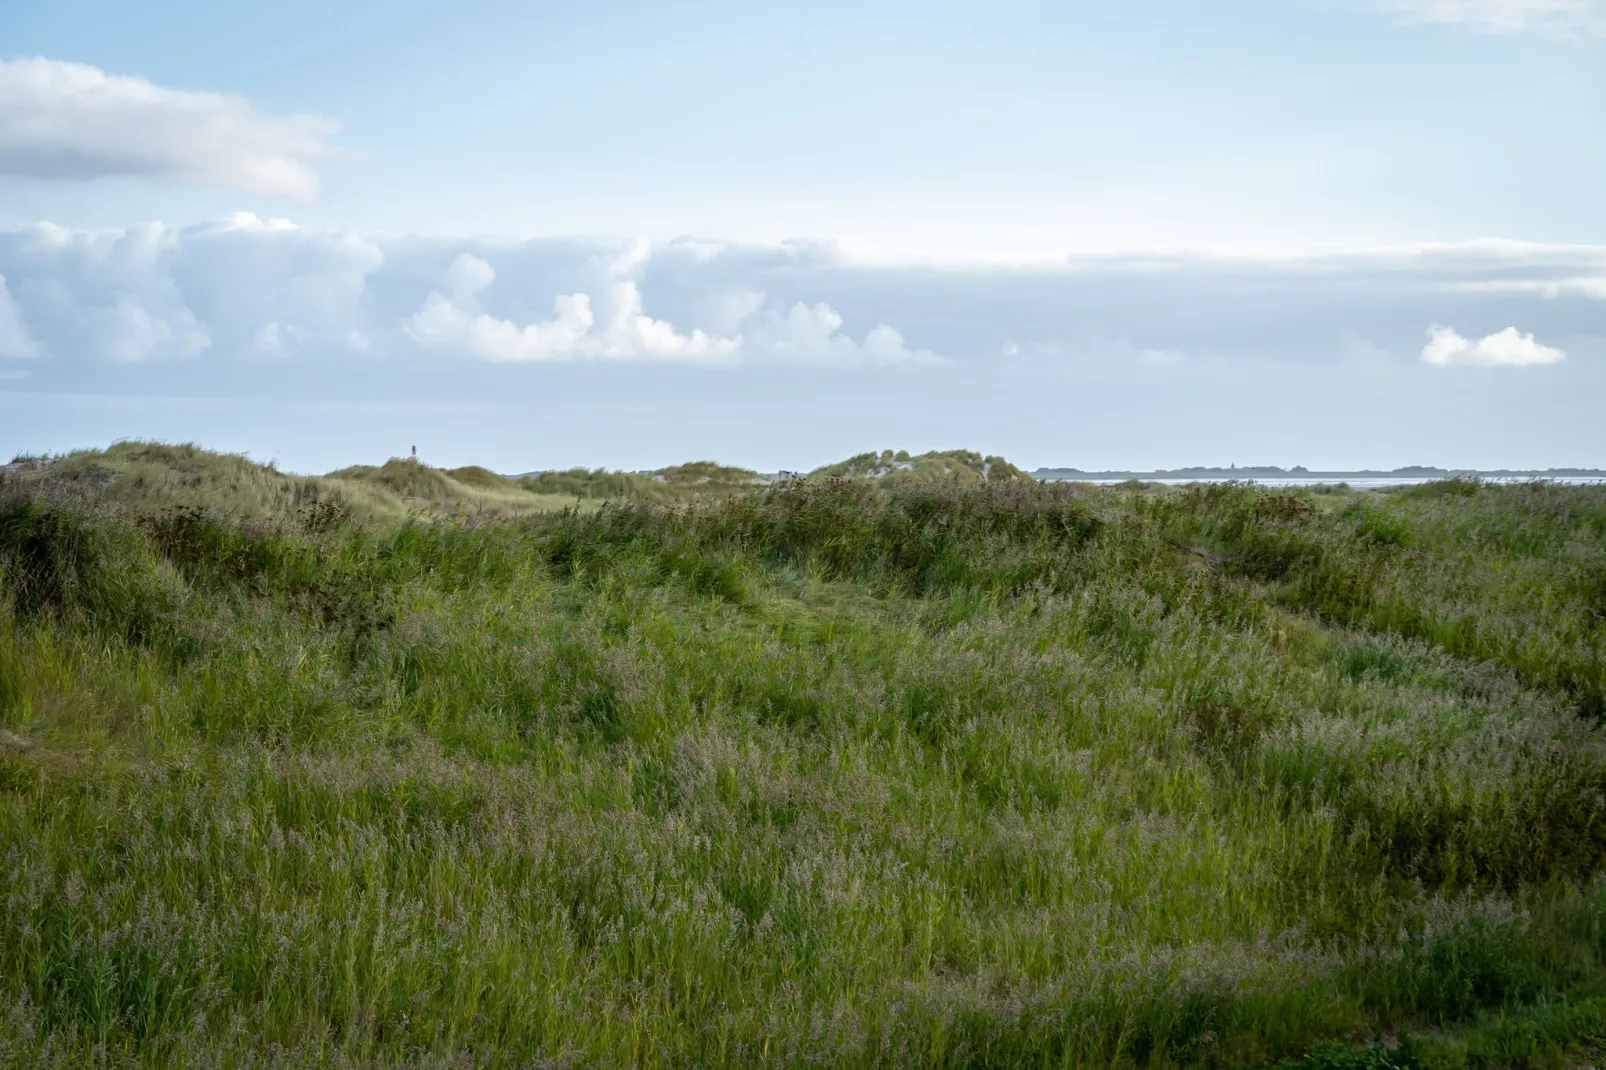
[1,447,1605,1066]
[0,442,1021,520]
[0,442,591,523]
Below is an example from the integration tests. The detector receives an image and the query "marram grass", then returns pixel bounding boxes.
[1,457,1605,1067]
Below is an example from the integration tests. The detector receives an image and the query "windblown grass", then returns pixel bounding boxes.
[1,441,403,523]
[518,461,766,503]
[3,442,631,524]
[808,448,1029,484]
[1,456,1604,1067]
[325,457,579,516]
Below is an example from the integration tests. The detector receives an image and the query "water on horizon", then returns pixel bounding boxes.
[1062,476,1606,489]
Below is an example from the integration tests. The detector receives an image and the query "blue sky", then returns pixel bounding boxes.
[1,0,1602,472]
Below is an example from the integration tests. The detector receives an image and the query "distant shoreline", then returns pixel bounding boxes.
[1033,466,1606,483]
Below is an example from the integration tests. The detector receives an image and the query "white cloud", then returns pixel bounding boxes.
[252,321,304,355]
[745,301,942,366]
[1376,0,1606,35]
[403,248,932,367]
[1,222,1600,379]
[700,288,768,335]
[406,253,738,363]
[0,275,39,359]
[1421,325,1566,366]
[0,221,215,362]
[172,213,383,356]
[406,288,597,363]
[101,297,210,363]
[444,251,497,300]
[0,212,383,363]
[0,58,338,200]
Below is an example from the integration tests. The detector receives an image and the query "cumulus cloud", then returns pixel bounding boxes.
[403,250,933,366]
[405,253,739,363]
[0,275,39,359]
[1421,325,1566,366]
[0,58,338,200]
[0,213,383,363]
[1,221,216,362]
[1375,0,1606,35]
[171,213,384,356]
[745,301,942,366]
[101,297,210,363]
[0,220,1600,380]
[699,288,768,335]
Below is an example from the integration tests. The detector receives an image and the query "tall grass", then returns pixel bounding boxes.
[1,465,1604,1066]
[8,442,587,523]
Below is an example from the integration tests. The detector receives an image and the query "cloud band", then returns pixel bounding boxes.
[0,58,338,200]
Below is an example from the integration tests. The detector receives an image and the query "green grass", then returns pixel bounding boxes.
[1,452,1605,1067]
[1,442,778,525]
[806,447,1030,484]
[517,460,767,503]
[2,441,589,524]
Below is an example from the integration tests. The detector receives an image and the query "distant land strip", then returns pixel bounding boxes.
[1032,465,1606,481]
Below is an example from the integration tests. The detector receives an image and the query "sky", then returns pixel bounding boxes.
[0,0,1602,473]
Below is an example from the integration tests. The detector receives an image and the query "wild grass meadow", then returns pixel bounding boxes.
[2,444,1605,1067]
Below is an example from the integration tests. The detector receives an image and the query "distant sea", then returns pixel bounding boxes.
[1033,468,1606,488]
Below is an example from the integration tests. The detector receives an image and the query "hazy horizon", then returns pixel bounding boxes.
[11,438,1606,484]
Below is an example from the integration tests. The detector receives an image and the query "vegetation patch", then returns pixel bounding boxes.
[1,447,1604,1065]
